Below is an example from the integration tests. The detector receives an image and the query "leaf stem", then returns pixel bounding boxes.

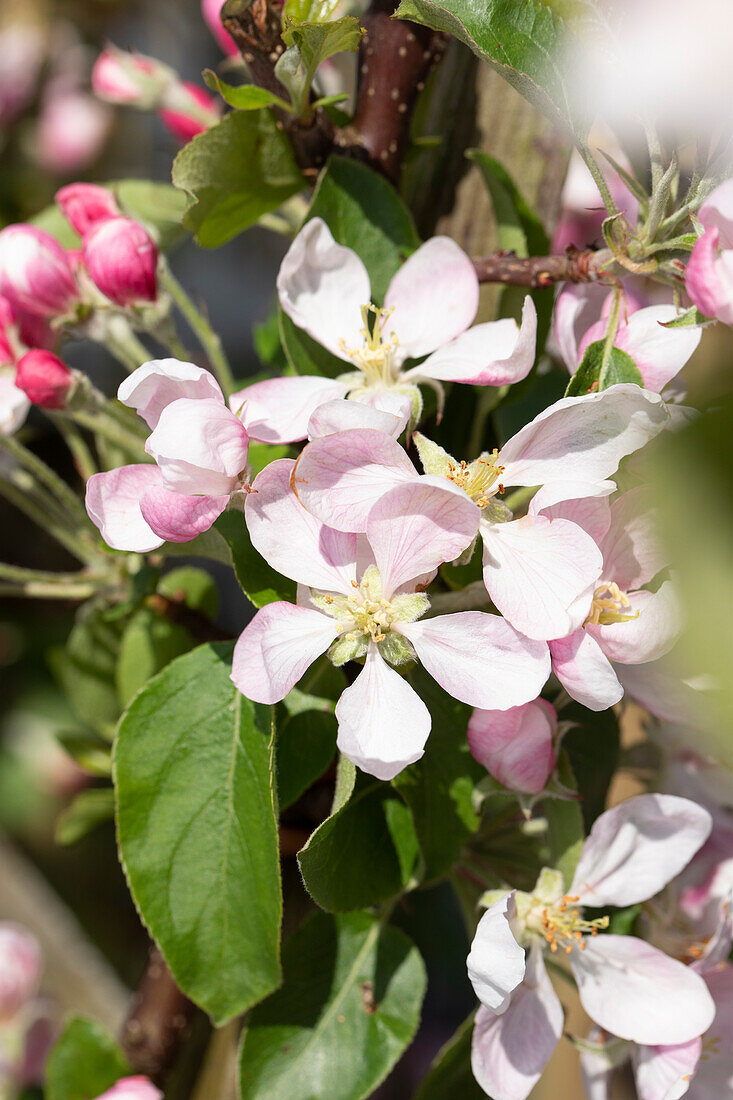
[159,263,235,397]
[0,433,89,528]
[597,286,623,389]
[577,143,618,217]
[49,414,97,481]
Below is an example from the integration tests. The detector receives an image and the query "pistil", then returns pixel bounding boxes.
[585,581,640,627]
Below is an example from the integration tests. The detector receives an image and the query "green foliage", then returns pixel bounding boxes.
[203,71,291,113]
[215,510,297,607]
[172,111,303,247]
[55,787,115,846]
[280,309,345,377]
[45,1017,131,1100]
[566,339,643,396]
[563,702,620,827]
[238,911,427,1100]
[414,1013,485,1099]
[114,643,282,1025]
[55,730,112,777]
[394,0,588,136]
[115,609,193,707]
[544,750,585,889]
[49,604,125,740]
[276,707,337,809]
[467,149,549,257]
[279,18,364,116]
[282,0,341,21]
[298,773,420,911]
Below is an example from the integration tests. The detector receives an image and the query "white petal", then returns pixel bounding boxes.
[619,305,702,394]
[245,459,357,592]
[233,375,348,444]
[414,298,536,386]
[0,372,31,434]
[600,487,668,590]
[334,643,431,779]
[231,602,338,704]
[570,793,712,908]
[398,612,550,710]
[117,358,223,428]
[466,892,526,1013]
[146,397,249,496]
[307,394,409,440]
[384,236,478,359]
[549,629,623,711]
[589,581,681,665]
[633,1039,701,1100]
[571,936,715,1046]
[552,282,609,372]
[529,481,614,544]
[85,465,164,552]
[276,217,369,360]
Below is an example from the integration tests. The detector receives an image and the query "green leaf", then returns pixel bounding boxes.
[248,441,292,477]
[203,70,292,113]
[466,149,549,257]
[298,773,420,911]
[414,1013,485,1100]
[55,729,112,777]
[55,787,115,846]
[31,206,81,249]
[172,110,303,247]
[114,180,188,251]
[239,911,427,1100]
[562,702,620,827]
[45,1017,131,1100]
[116,608,193,707]
[49,604,124,739]
[276,708,337,809]
[566,339,643,396]
[281,17,364,115]
[280,309,345,377]
[308,156,421,301]
[660,305,710,328]
[394,0,588,136]
[393,668,482,881]
[215,510,296,608]
[115,643,282,1025]
[544,750,585,889]
[282,0,340,21]
[159,566,219,619]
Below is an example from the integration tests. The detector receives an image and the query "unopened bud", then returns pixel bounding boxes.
[55,183,121,238]
[0,225,79,319]
[91,45,175,110]
[35,92,112,176]
[159,82,221,143]
[94,1076,163,1100]
[83,217,158,306]
[468,699,557,795]
[15,350,75,410]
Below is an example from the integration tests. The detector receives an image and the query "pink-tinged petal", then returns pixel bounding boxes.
[698,178,733,246]
[685,965,733,1098]
[553,282,610,372]
[366,479,479,598]
[146,397,249,496]
[85,465,164,552]
[94,1075,163,1100]
[499,385,669,489]
[467,892,526,1013]
[118,358,223,429]
[481,514,603,641]
[0,923,41,1017]
[244,459,357,592]
[276,218,369,360]
[570,793,712,908]
[550,628,623,711]
[590,581,681,665]
[615,650,705,726]
[633,1039,701,1100]
[384,237,478,360]
[468,699,557,794]
[334,642,431,779]
[0,371,30,434]
[616,305,702,393]
[307,394,409,440]
[398,612,550,710]
[231,602,338,704]
[530,485,613,544]
[571,936,715,1046]
[292,428,418,532]
[600,487,668,589]
[139,487,228,543]
[232,375,347,444]
[413,297,536,385]
[471,945,563,1100]
[686,228,733,325]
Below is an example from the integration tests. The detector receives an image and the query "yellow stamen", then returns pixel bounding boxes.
[541,894,610,955]
[585,581,640,627]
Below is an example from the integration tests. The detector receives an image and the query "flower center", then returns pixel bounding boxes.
[538,895,610,955]
[446,451,505,508]
[339,304,399,387]
[585,581,640,627]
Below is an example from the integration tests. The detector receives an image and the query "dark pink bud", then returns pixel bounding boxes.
[0,225,79,318]
[159,83,220,143]
[55,183,121,237]
[83,217,158,306]
[16,350,75,410]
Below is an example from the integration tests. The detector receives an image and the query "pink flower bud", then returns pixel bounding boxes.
[0,923,41,1019]
[55,183,121,237]
[468,699,557,795]
[35,92,112,175]
[201,0,239,56]
[92,46,174,109]
[95,1075,163,1100]
[15,350,75,410]
[0,225,79,319]
[83,217,158,306]
[0,296,16,367]
[159,83,220,143]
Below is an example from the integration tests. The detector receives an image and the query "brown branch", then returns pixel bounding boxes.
[472,246,615,288]
[121,948,198,1082]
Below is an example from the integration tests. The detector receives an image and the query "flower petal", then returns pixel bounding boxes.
[0,371,30,434]
[466,891,526,1013]
[334,642,431,779]
[398,612,550,710]
[617,305,702,393]
[549,628,623,711]
[468,699,557,794]
[383,236,479,359]
[499,384,669,489]
[552,282,610,372]
[292,428,418,532]
[686,228,733,325]
[245,458,357,592]
[366,479,479,598]
[599,487,668,590]
[139,487,228,543]
[117,358,223,428]
[699,178,733,246]
[633,1039,702,1100]
[471,945,564,1100]
[528,481,614,543]
[231,602,338,704]
[686,965,733,1097]
[480,514,603,640]
[276,217,369,359]
[146,397,249,496]
[232,375,348,444]
[413,297,536,386]
[85,465,164,552]
[307,394,410,439]
[570,936,715,1046]
[589,581,681,665]
[570,793,712,908]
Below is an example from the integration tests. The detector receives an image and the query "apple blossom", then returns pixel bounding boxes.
[232,462,551,778]
[94,1077,163,1100]
[34,91,111,174]
[0,22,46,127]
[686,178,733,324]
[0,225,79,319]
[83,217,159,306]
[159,82,221,141]
[55,183,121,238]
[15,350,75,410]
[291,383,669,640]
[0,924,41,1020]
[467,699,557,795]
[91,46,174,109]
[0,299,30,433]
[467,795,715,1100]
[277,217,538,422]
